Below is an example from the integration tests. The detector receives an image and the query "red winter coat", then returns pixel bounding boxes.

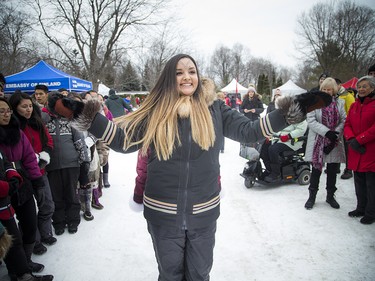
[133,149,150,204]
[344,96,375,172]
[22,124,53,175]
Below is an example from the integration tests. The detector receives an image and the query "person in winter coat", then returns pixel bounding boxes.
[267,89,282,114]
[261,120,308,183]
[335,78,356,180]
[105,89,133,118]
[0,97,52,277]
[97,93,112,188]
[80,91,104,213]
[304,78,346,210]
[344,76,375,225]
[0,150,53,281]
[240,87,264,121]
[48,54,332,281]
[9,92,56,256]
[42,96,89,235]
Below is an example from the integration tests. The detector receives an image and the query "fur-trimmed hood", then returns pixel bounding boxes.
[201,77,217,106]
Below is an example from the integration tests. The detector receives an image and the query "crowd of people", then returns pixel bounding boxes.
[216,65,375,226]
[0,76,136,280]
[0,57,373,281]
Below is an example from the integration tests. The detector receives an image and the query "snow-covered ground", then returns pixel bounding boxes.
[0,138,374,281]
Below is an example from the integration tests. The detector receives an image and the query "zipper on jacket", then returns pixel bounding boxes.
[181,121,192,230]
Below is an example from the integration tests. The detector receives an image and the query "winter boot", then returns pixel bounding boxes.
[304,191,317,210]
[80,186,94,221]
[91,188,104,210]
[103,172,110,188]
[264,163,281,183]
[79,188,87,212]
[32,241,47,255]
[341,168,353,179]
[17,273,54,281]
[326,194,340,209]
[348,209,365,217]
[23,243,44,273]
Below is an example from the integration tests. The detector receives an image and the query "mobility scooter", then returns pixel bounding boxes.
[239,136,311,188]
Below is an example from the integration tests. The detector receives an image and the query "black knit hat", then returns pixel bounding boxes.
[319,72,330,80]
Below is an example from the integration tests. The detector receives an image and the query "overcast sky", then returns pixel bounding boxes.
[174,0,374,69]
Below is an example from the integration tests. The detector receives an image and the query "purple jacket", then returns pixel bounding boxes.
[0,130,42,180]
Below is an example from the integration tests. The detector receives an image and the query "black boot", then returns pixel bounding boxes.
[326,164,339,209]
[305,168,320,210]
[326,194,340,209]
[23,243,45,273]
[305,191,317,210]
[103,172,110,188]
[264,163,281,183]
[17,273,54,281]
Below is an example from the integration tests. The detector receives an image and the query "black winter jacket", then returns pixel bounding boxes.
[87,98,288,230]
[240,96,264,121]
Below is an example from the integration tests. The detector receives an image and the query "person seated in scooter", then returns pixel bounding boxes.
[261,120,308,183]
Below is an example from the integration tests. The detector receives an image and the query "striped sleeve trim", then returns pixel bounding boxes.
[101,121,117,145]
[259,115,275,138]
[193,195,220,214]
[144,194,177,215]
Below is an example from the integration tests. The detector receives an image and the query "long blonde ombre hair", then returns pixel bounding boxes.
[116,54,216,161]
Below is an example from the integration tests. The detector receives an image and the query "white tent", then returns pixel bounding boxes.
[272,80,306,98]
[221,78,248,95]
[98,83,110,96]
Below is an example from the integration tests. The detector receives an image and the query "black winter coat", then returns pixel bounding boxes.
[240,96,264,121]
[87,99,288,230]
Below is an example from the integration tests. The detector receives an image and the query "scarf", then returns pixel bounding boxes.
[311,99,339,171]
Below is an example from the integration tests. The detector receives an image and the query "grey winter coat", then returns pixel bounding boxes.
[304,98,346,164]
[44,113,89,171]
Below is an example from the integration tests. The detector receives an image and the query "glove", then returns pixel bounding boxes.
[34,187,45,208]
[79,162,90,186]
[294,91,332,115]
[6,169,23,186]
[279,134,290,142]
[325,131,339,142]
[38,151,50,169]
[323,142,335,155]
[48,92,85,120]
[348,138,366,154]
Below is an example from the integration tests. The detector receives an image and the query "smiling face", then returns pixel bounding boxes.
[16,98,33,119]
[176,58,198,96]
[0,101,12,126]
[357,80,375,98]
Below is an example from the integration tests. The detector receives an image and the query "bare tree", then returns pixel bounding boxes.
[23,0,170,89]
[295,0,375,80]
[0,4,39,74]
[209,45,234,88]
[135,21,187,90]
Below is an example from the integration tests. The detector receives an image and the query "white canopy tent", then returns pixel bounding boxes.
[272,80,306,98]
[221,78,248,96]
